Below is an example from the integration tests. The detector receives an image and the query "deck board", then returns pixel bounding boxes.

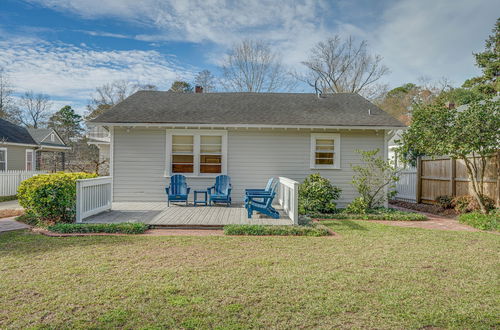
[83,202,293,226]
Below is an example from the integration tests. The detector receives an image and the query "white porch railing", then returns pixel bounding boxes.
[278,177,299,225]
[75,176,112,222]
[394,167,417,202]
[0,170,46,196]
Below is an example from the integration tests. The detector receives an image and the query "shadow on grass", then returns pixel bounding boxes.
[0,229,142,257]
[319,220,369,231]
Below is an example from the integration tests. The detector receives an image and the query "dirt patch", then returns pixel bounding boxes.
[390,200,457,217]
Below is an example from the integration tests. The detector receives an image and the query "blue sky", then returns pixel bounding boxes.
[0,0,498,114]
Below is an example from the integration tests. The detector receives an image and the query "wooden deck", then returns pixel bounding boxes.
[83,202,293,227]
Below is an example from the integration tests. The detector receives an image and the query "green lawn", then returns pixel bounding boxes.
[0,221,498,329]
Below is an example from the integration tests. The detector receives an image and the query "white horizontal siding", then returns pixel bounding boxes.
[112,128,385,206]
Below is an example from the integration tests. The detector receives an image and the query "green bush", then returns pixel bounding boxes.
[298,174,341,215]
[223,224,330,237]
[345,197,369,214]
[452,195,495,214]
[435,195,453,209]
[458,211,499,231]
[17,172,97,224]
[309,208,428,221]
[48,223,149,234]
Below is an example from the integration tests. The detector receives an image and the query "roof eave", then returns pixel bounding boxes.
[86,122,406,130]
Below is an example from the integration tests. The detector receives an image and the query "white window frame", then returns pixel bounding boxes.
[50,133,55,142]
[0,147,7,171]
[310,133,341,169]
[25,149,35,171]
[165,129,228,177]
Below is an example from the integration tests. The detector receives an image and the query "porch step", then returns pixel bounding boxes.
[149,224,225,230]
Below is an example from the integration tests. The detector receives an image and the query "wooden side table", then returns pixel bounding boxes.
[194,190,208,206]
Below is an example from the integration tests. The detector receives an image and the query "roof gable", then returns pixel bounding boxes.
[27,128,66,147]
[90,92,405,128]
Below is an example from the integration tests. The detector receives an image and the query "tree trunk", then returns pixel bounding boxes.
[463,157,487,214]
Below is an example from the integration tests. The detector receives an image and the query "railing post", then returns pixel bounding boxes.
[75,180,82,223]
[292,180,299,225]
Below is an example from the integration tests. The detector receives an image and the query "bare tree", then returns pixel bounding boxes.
[194,70,217,92]
[16,91,52,128]
[86,80,157,120]
[0,67,16,120]
[220,40,296,92]
[301,36,389,99]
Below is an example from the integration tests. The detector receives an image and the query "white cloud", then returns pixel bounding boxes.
[0,38,195,113]
[371,0,499,86]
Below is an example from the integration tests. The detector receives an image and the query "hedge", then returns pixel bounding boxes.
[223,224,330,237]
[309,208,428,221]
[18,172,97,224]
[48,223,149,234]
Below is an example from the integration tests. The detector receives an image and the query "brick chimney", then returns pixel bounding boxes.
[195,85,203,93]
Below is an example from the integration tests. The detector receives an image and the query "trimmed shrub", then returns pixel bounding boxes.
[452,195,495,214]
[345,197,369,214]
[458,211,499,231]
[310,208,428,221]
[17,172,97,224]
[223,224,330,237]
[435,195,453,209]
[48,223,149,234]
[298,174,341,215]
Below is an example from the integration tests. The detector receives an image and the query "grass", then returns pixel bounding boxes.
[223,223,330,236]
[309,207,428,221]
[0,222,498,328]
[48,223,149,234]
[458,211,499,231]
[0,195,17,202]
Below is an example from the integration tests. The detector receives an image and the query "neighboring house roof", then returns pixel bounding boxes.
[90,92,405,128]
[0,118,38,145]
[26,128,67,148]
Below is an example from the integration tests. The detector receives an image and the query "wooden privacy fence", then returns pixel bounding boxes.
[418,156,499,205]
[75,176,112,222]
[0,170,46,196]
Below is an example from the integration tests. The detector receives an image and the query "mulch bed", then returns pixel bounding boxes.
[390,200,457,218]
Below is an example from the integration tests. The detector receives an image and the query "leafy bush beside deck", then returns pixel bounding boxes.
[224,224,330,236]
[48,223,149,234]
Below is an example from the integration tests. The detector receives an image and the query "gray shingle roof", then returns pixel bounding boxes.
[90,92,405,127]
[27,128,66,147]
[0,119,38,145]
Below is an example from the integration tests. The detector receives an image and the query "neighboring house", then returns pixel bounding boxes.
[0,118,70,171]
[88,91,405,206]
[86,126,111,164]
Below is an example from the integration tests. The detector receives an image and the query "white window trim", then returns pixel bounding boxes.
[310,133,341,169]
[165,129,228,177]
[0,147,7,171]
[25,149,35,171]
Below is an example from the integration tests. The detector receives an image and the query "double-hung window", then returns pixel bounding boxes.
[25,149,34,171]
[0,148,6,171]
[167,130,227,176]
[310,133,340,169]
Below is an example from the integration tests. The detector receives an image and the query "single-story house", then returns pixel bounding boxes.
[0,118,70,171]
[88,91,405,207]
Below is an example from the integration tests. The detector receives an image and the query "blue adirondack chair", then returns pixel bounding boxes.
[208,175,232,206]
[244,177,275,196]
[245,180,280,219]
[165,174,191,206]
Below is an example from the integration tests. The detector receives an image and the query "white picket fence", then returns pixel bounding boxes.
[394,167,417,202]
[278,177,299,225]
[75,176,112,222]
[0,170,46,196]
